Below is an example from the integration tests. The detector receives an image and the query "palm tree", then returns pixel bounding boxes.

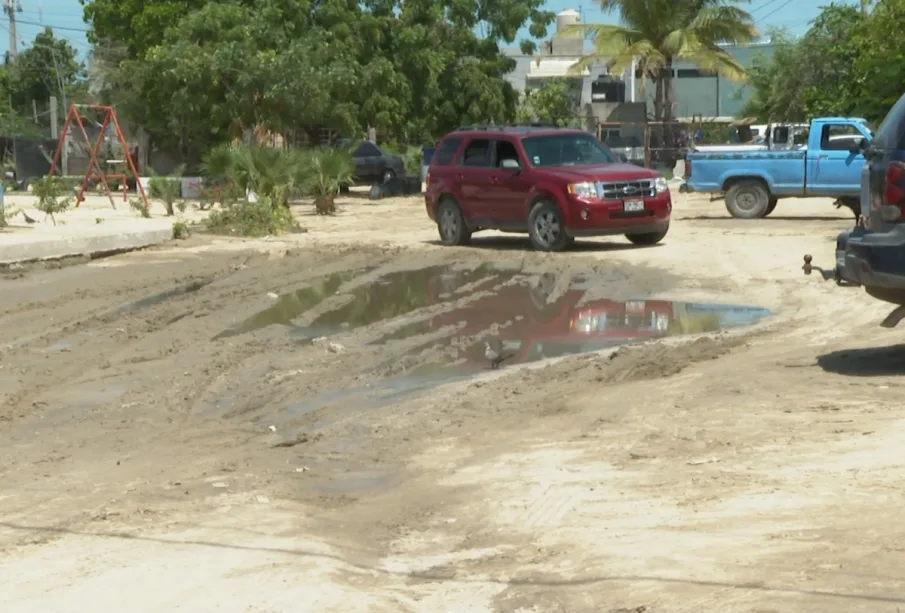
[567,0,757,149]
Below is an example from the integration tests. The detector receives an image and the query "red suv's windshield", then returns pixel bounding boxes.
[521,133,615,167]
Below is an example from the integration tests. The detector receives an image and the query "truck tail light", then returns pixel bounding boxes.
[684,159,692,179]
[883,161,905,221]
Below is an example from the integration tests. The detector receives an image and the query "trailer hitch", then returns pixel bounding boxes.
[802,254,836,281]
[802,254,857,286]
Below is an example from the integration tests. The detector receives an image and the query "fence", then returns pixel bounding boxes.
[596,120,745,176]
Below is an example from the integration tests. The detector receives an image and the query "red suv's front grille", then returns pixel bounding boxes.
[597,180,655,200]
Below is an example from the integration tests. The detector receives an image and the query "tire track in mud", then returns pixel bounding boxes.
[0,252,330,421]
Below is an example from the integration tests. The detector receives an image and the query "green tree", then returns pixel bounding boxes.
[81,0,209,58]
[738,4,869,122]
[738,28,807,121]
[81,0,556,157]
[844,0,905,122]
[516,78,582,127]
[799,5,865,118]
[568,0,757,126]
[4,28,87,133]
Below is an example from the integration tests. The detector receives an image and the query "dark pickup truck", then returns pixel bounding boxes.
[804,90,905,327]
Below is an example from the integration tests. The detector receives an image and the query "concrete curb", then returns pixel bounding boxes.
[0,227,173,264]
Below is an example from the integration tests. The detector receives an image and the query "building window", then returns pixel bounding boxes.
[635,68,679,78]
[591,79,626,102]
[676,68,715,78]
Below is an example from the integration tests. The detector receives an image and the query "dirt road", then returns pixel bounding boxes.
[3,192,904,612]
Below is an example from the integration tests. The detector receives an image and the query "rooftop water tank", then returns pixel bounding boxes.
[556,9,581,36]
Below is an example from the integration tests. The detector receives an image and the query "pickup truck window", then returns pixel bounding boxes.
[772,126,789,144]
[821,124,863,151]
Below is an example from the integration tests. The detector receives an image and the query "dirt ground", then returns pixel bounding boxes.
[3,191,905,613]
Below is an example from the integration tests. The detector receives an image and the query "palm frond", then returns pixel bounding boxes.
[689,6,758,43]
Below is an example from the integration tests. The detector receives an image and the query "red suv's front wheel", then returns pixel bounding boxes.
[528,200,571,252]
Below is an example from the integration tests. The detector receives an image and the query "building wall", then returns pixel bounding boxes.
[632,43,775,120]
[501,46,622,108]
[503,41,775,122]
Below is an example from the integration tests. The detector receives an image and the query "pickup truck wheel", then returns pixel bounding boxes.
[528,200,570,252]
[626,225,669,246]
[436,199,472,246]
[764,197,778,217]
[725,180,770,219]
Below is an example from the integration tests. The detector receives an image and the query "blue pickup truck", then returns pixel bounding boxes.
[683,117,873,219]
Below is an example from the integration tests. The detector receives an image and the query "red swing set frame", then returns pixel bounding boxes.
[48,104,150,210]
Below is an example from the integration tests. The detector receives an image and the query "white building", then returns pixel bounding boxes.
[500,9,637,108]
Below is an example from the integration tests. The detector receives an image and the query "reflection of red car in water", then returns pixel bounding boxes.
[427,272,674,366]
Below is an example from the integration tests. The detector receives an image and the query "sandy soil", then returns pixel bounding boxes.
[3,191,905,613]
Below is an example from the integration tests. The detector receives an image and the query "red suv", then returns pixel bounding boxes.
[424,125,672,252]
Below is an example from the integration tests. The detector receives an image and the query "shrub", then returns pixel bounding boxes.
[203,197,300,237]
[149,164,186,216]
[384,144,425,177]
[299,147,354,215]
[129,197,151,218]
[198,142,353,233]
[0,205,18,228]
[172,220,190,239]
[31,176,73,225]
[401,147,423,176]
[201,144,297,208]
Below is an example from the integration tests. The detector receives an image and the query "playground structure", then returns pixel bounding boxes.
[48,104,150,210]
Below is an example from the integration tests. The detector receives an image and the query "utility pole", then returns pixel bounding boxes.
[8,94,16,179]
[4,0,17,63]
[49,95,58,139]
[51,50,69,176]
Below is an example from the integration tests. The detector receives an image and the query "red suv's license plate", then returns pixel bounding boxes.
[623,199,644,212]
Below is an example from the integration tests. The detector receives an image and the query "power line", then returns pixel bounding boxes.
[757,0,795,23]
[14,16,89,33]
[751,0,785,14]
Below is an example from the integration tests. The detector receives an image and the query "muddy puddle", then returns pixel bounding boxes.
[231,263,772,430]
[216,263,515,340]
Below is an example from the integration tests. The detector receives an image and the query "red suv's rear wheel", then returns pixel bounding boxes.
[528,200,570,252]
[437,199,472,246]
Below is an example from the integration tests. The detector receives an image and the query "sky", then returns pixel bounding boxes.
[0,0,865,61]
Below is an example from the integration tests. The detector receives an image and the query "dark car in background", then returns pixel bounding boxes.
[804,90,905,327]
[336,139,406,185]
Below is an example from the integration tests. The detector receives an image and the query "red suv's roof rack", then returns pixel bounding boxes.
[454,123,563,132]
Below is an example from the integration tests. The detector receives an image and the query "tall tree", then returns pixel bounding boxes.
[3,28,87,134]
[738,4,869,122]
[738,28,807,122]
[568,0,757,129]
[516,78,582,126]
[842,0,905,122]
[81,0,555,159]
